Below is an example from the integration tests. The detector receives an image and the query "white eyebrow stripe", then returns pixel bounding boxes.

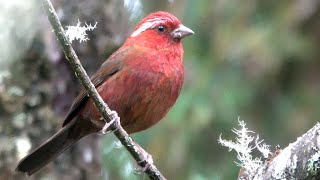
[130,18,166,37]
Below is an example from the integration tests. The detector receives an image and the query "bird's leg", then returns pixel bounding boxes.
[99,110,121,134]
[134,142,154,173]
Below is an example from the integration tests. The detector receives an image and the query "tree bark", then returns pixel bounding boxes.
[240,123,320,180]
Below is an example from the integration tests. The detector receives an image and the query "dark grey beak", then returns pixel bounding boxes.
[171,24,194,39]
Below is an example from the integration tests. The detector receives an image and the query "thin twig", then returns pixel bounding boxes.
[42,0,165,179]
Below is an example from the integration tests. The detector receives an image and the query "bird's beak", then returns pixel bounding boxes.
[171,24,194,39]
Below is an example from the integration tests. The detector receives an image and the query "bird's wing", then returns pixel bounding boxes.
[61,47,132,127]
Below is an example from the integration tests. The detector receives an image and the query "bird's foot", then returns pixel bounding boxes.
[134,144,154,174]
[99,110,120,135]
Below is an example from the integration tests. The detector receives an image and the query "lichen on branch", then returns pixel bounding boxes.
[220,119,320,179]
[219,119,271,175]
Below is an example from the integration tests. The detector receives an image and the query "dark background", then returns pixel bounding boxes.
[1,0,320,179]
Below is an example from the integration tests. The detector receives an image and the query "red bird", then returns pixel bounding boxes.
[16,11,194,175]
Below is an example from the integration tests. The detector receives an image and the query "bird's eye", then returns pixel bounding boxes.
[157,25,166,33]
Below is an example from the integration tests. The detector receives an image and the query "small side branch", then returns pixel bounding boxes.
[42,0,165,179]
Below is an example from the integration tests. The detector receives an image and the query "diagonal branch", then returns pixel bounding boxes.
[42,0,165,179]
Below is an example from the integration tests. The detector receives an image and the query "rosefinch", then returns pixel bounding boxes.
[16,11,194,175]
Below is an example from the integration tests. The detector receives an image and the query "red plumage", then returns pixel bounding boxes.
[16,11,194,175]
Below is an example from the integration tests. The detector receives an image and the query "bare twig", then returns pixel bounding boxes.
[42,0,165,179]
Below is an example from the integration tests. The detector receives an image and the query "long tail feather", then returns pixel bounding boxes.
[15,118,94,176]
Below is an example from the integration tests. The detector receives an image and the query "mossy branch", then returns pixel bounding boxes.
[239,123,320,179]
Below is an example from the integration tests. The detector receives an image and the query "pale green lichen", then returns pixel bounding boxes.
[307,151,320,175]
[65,20,97,43]
[218,119,271,175]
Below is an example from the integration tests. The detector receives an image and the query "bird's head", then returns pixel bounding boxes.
[124,11,194,49]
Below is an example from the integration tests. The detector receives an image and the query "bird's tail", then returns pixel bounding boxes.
[15,118,96,176]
